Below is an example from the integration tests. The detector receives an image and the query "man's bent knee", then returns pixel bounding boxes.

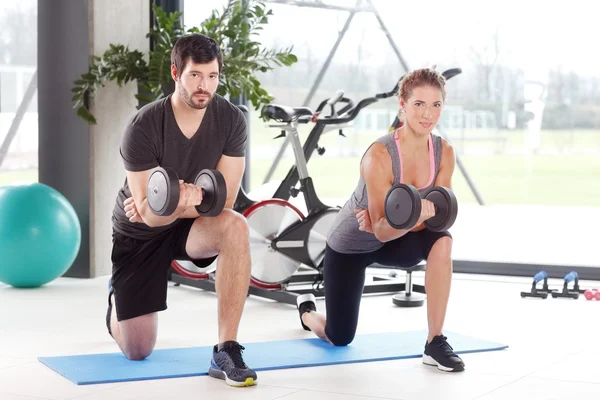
[220,209,249,241]
[120,331,156,360]
[123,342,154,360]
[118,314,157,360]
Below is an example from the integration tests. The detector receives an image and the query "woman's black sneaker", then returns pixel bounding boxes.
[423,335,465,372]
[296,293,317,331]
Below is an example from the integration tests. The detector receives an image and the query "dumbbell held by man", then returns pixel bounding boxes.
[384,183,458,232]
[146,166,227,217]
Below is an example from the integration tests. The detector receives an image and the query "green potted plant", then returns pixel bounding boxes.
[71,1,298,124]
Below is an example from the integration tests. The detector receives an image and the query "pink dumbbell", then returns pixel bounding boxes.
[584,289,600,300]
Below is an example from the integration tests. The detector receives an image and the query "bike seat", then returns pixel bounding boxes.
[262,104,313,123]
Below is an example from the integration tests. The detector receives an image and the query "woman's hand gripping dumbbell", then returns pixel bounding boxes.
[384,183,458,232]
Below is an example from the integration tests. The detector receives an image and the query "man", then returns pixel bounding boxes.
[107,33,257,387]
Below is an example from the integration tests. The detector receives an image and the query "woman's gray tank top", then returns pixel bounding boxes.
[327,130,443,254]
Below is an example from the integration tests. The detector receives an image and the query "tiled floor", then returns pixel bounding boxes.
[1,270,599,399]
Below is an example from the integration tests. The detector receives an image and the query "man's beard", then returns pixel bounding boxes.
[180,86,213,110]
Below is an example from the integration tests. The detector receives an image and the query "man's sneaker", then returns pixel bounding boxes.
[106,278,114,338]
[208,341,257,387]
[423,335,465,372]
[296,293,317,331]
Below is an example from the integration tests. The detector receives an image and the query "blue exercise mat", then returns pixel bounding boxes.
[38,330,507,385]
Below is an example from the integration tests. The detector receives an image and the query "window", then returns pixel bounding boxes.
[0,0,37,186]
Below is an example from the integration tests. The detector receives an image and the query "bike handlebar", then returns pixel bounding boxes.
[317,97,379,125]
[314,92,355,117]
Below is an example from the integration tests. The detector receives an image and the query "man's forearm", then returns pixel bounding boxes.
[140,201,188,227]
[138,203,201,227]
[140,200,231,226]
[179,206,202,219]
[179,201,235,219]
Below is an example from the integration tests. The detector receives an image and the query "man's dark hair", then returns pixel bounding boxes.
[171,33,223,75]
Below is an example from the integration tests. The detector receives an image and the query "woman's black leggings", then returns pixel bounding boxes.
[322,229,452,346]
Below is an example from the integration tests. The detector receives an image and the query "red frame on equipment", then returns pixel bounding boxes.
[170,198,305,290]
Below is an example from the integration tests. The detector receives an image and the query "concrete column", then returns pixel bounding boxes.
[38,0,149,278]
[38,0,91,278]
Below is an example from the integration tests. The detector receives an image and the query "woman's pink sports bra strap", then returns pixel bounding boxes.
[393,129,435,190]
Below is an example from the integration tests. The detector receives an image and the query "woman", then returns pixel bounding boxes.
[296,67,465,372]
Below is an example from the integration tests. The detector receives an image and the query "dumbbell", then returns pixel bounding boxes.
[584,289,600,301]
[146,166,227,217]
[384,183,458,232]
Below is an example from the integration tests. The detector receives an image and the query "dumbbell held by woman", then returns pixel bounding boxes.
[384,183,458,232]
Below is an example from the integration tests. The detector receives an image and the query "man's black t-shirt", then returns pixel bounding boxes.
[112,93,246,240]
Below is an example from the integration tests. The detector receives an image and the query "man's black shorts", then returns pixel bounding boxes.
[110,218,217,321]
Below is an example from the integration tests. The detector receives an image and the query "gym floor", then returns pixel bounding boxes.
[1,271,599,399]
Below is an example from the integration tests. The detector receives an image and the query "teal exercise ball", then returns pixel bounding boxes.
[0,183,81,288]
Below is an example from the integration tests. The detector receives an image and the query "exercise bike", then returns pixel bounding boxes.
[242,90,378,287]
[168,90,379,295]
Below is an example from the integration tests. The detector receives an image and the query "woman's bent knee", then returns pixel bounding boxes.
[432,236,453,256]
[326,326,356,347]
[329,335,355,347]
